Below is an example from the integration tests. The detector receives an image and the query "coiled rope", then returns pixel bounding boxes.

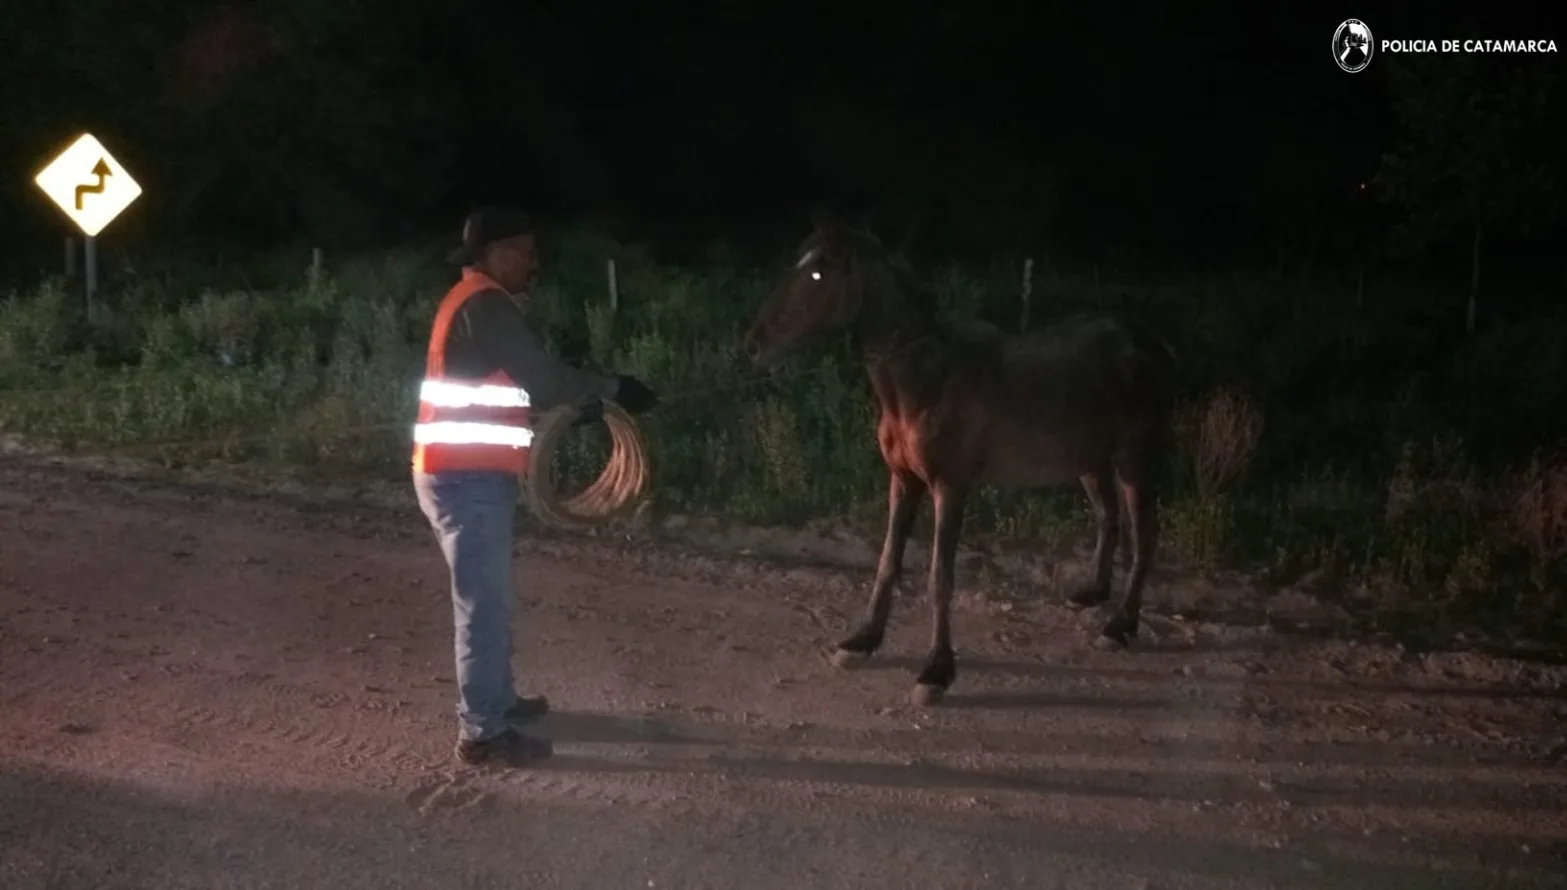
[523,399,651,532]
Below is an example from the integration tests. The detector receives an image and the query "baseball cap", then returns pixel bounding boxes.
[446,206,534,265]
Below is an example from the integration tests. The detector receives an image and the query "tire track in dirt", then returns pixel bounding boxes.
[133,661,720,821]
[124,665,443,784]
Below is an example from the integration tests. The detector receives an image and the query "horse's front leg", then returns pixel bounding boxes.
[832,469,925,666]
[912,480,967,706]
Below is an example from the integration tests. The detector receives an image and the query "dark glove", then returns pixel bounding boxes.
[612,374,659,415]
[570,397,604,428]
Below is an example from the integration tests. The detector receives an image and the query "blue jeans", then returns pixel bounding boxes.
[412,469,520,743]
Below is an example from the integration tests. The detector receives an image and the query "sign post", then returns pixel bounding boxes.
[33,133,143,319]
[85,238,99,307]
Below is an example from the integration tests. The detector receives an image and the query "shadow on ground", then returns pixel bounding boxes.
[844,653,1567,703]
[1,761,1558,890]
[536,711,1567,816]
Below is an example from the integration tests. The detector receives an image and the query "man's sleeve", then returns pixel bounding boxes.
[458,290,618,412]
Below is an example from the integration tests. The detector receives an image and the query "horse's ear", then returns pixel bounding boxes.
[812,207,851,256]
[858,211,892,251]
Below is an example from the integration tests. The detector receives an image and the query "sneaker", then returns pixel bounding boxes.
[454,727,553,767]
[505,693,551,724]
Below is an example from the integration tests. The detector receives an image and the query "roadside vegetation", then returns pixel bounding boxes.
[1,223,1563,647]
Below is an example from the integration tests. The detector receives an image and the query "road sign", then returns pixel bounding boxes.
[34,133,142,237]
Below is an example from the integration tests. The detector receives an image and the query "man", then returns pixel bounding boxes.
[412,206,659,767]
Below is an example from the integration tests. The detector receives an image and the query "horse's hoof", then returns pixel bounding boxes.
[1091,633,1128,652]
[910,683,947,707]
[829,647,869,670]
[1092,616,1138,651]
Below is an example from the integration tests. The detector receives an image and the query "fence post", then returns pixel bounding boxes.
[1019,257,1034,331]
[607,257,619,313]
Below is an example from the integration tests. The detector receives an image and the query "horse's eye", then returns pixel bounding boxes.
[810,271,822,281]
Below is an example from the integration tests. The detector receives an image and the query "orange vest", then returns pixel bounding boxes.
[410,268,533,475]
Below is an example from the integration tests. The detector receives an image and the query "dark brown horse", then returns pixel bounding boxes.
[741,215,1179,706]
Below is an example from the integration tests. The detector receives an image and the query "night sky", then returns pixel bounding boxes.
[1,3,1561,270]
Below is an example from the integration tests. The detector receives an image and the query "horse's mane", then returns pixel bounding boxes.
[849,230,942,318]
[887,254,941,315]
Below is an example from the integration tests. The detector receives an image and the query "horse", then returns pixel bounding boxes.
[741,214,1179,706]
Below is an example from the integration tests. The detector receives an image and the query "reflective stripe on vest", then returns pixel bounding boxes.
[419,379,531,409]
[410,268,533,475]
[413,421,533,449]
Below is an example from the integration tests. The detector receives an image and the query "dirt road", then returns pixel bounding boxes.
[2,456,1565,889]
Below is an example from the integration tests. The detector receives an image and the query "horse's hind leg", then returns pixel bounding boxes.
[1067,470,1118,609]
[1095,463,1160,651]
[831,470,925,667]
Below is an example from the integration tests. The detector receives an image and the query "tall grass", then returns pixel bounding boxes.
[1,228,1564,643]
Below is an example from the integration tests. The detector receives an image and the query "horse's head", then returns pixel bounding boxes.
[742,212,887,371]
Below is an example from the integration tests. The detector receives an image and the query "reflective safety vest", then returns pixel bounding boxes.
[410,268,533,475]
